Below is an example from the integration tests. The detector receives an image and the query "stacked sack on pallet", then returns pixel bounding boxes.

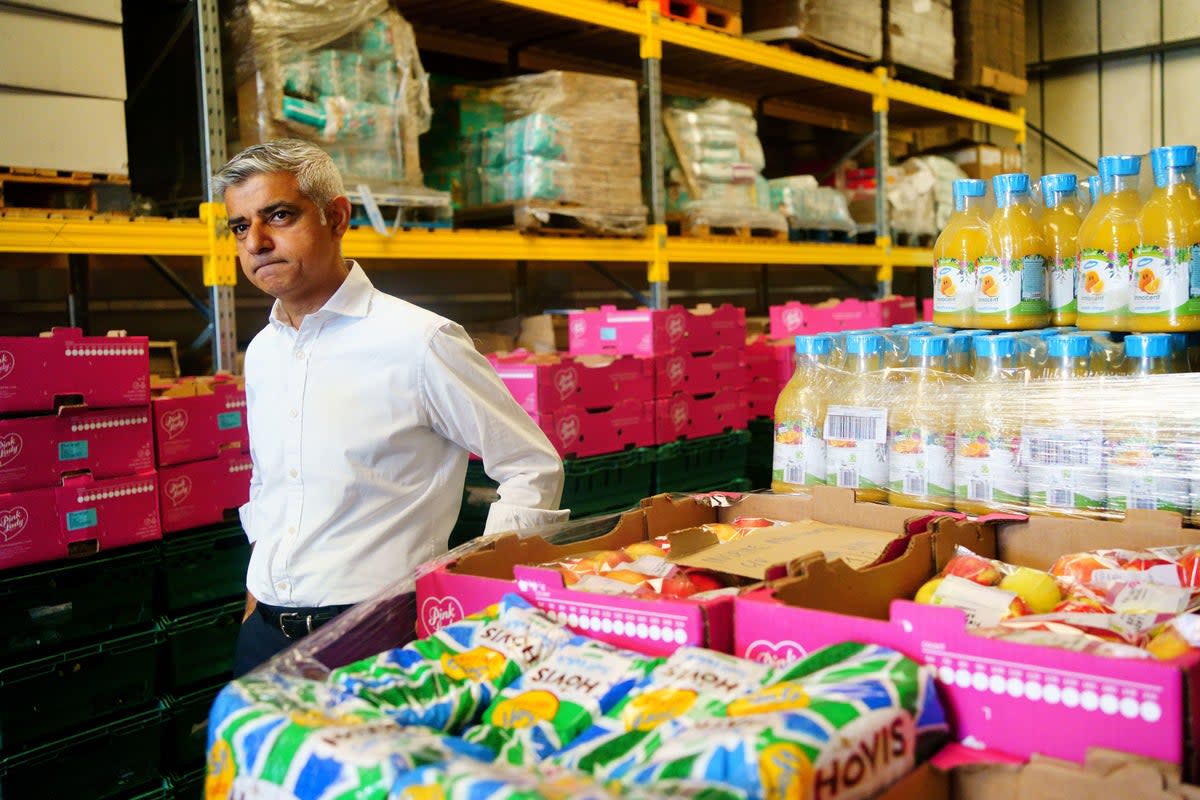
[767,175,859,242]
[207,594,948,799]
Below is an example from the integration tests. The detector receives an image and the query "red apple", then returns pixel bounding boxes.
[1003,596,1033,619]
[1177,551,1200,588]
[1049,553,1112,586]
[1121,557,1172,572]
[684,570,725,593]
[942,553,1003,586]
[660,572,698,599]
[1053,594,1111,614]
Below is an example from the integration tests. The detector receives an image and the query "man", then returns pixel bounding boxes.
[216,139,567,677]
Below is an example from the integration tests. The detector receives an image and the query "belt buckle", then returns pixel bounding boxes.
[278,611,313,638]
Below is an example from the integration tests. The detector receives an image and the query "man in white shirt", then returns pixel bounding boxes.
[215,139,567,676]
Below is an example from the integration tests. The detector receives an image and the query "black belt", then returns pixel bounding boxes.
[257,602,354,640]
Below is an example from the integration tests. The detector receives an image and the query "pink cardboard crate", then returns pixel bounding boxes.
[0,471,161,571]
[923,297,934,322]
[158,450,253,533]
[745,335,794,386]
[0,328,150,415]
[568,305,747,357]
[653,388,748,443]
[746,378,781,420]
[488,352,655,415]
[654,347,747,398]
[0,407,154,493]
[152,379,249,467]
[533,399,655,459]
[416,492,819,655]
[768,296,917,338]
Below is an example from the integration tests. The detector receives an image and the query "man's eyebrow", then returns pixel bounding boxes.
[228,201,301,226]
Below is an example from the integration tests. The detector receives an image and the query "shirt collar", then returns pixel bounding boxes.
[269,261,372,329]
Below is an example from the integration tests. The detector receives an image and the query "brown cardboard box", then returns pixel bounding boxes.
[743,0,883,60]
[954,0,1027,95]
[890,0,955,80]
[947,144,1023,180]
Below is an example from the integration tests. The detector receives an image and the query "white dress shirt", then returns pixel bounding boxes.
[240,263,567,607]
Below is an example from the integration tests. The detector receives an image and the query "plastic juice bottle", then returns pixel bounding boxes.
[824,333,889,502]
[1071,330,1118,373]
[1130,145,1200,331]
[1106,334,1188,515]
[1077,155,1143,331]
[772,335,833,492]
[946,331,974,375]
[1041,173,1082,326]
[975,173,1051,330]
[1170,332,1191,372]
[933,179,990,329]
[955,334,1028,515]
[1087,175,1101,207]
[1023,335,1106,515]
[888,335,956,510]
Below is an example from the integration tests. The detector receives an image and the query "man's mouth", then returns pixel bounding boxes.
[253,261,284,273]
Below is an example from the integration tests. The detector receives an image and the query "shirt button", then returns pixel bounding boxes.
[289,408,299,419]
[287,526,296,535]
[277,581,289,591]
[294,350,305,360]
[288,468,298,478]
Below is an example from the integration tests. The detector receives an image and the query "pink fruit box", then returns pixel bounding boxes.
[746,378,781,420]
[653,388,748,444]
[533,399,655,459]
[768,296,917,338]
[655,347,746,398]
[745,335,794,387]
[415,487,992,658]
[734,507,1200,779]
[0,328,150,415]
[158,449,253,533]
[152,375,249,467]
[0,471,161,571]
[568,304,746,357]
[0,406,154,493]
[487,352,656,416]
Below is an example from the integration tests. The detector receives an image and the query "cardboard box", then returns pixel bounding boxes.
[533,399,655,459]
[157,450,253,534]
[746,335,795,386]
[4,0,121,23]
[487,352,655,415]
[744,0,883,61]
[954,0,1027,95]
[0,472,160,571]
[653,388,748,443]
[947,144,1024,181]
[0,329,149,415]
[890,0,954,80]
[654,347,746,398]
[746,378,781,420]
[151,377,249,467]
[0,407,154,492]
[417,488,990,656]
[0,5,125,100]
[769,296,917,338]
[568,304,747,357]
[0,90,127,176]
[736,509,1200,777]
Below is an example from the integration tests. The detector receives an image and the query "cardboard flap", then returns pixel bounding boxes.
[999,511,1200,571]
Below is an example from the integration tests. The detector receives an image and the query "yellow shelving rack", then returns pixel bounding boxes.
[0,0,1023,366]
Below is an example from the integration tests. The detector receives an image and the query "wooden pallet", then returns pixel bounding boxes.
[668,214,787,241]
[0,166,133,215]
[348,201,453,231]
[456,201,647,238]
[627,0,742,35]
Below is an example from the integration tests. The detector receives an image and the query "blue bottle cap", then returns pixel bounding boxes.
[1170,332,1189,352]
[1099,155,1142,193]
[947,332,973,353]
[966,329,993,337]
[953,179,988,212]
[1049,334,1091,358]
[1125,334,1171,358]
[909,335,949,357]
[1152,145,1198,187]
[795,335,833,356]
[1040,173,1077,207]
[992,173,1030,207]
[846,333,883,354]
[975,334,1017,359]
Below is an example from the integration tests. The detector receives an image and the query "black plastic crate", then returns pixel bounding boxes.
[0,705,166,799]
[160,524,251,614]
[654,429,751,493]
[168,768,205,799]
[747,416,774,490]
[0,624,163,753]
[161,600,243,691]
[164,680,223,771]
[0,542,159,658]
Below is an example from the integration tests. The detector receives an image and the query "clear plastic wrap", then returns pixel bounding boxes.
[230,0,446,205]
[768,176,858,234]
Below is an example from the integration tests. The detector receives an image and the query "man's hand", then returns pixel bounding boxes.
[243,591,258,622]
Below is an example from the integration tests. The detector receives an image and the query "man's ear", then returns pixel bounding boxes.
[328,196,353,239]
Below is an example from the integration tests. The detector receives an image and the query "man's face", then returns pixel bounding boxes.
[224,171,346,303]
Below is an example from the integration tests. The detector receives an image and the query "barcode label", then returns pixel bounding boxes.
[1028,439,1091,466]
[838,468,859,488]
[968,478,992,501]
[1129,493,1158,511]
[825,406,888,443]
[904,474,927,495]
[1047,488,1073,508]
[785,463,805,483]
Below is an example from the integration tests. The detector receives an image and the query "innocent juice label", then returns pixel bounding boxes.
[975,255,1046,316]
[888,428,954,499]
[1130,244,1191,316]
[823,406,888,491]
[1106,436,1189,514]
[1050,254,1077,312]
[1023,426,1106,510]
[934,257,973,314]
[954,431,1026,506]
[1078,248,1131,314]
[773,421,826,486]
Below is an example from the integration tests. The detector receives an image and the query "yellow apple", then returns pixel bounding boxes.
[914,577,943,605]
[998,567,1062,614]
[623,541,668,559]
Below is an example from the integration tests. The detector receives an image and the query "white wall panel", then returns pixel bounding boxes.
[1043,71,1100,174]
[1026,0,1043,61]
[1164,48,1200,144]
[1100,57,1154,154]
[1163,0,1200,41]
[1100,0,1161,50]
[1042,0,1099,59]
[1021,80,1045,174]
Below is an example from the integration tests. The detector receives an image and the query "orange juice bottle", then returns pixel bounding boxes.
[1077,155,1143,331]
[975,173,1051,330]
[1087,175,1101,206]
[1040,174,1082,326]
[1130,145,1200,331]
[772,335,833,492]
[824,333,889,502]
[955,334,1028,515]
[933,179,989,328]
[888,334,955,510]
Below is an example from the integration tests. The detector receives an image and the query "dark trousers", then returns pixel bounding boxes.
[232,609,294,678]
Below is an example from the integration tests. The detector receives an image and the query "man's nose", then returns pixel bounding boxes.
[244,222,272,253]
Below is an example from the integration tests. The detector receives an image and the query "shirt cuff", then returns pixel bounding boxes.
[483,501,571,536]
[238,502,257,544]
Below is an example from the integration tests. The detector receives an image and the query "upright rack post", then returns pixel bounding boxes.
[639,0,669,310]
[195,0,238,373]
[872,68,894,299]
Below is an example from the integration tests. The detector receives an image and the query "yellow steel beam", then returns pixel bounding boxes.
[667,240,883,266]
[491,0,646,36]
[0,215,213,256]
[891,246,935,267]
[886,79,1024,131]
[341,228,657,262]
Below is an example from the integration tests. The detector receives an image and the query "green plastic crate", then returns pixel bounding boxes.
[164,681,223,771]
[0,704,166,799]
[654,430,751,493]
[0,624,164,752]
[168,768,205,799]
[0,543,158,657]
[160,524,251,614]
[161,600,243,691]
[747,417,775,490]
